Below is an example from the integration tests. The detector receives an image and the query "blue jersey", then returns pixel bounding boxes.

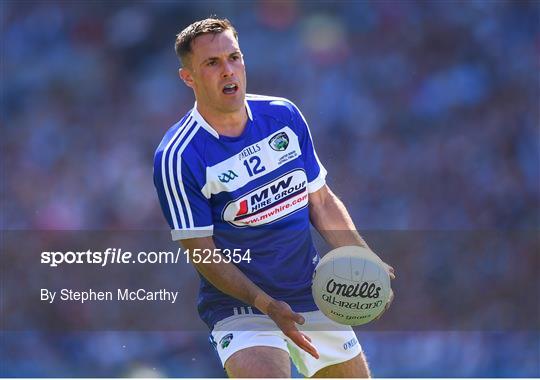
[153,94,327,329]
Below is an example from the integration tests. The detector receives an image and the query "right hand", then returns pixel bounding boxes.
[266,300,320,359]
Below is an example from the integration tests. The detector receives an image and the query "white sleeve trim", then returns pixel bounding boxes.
[308,167,327,193]
[171,225,214,241]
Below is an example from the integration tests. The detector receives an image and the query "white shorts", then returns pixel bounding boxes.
[210,310,362,377]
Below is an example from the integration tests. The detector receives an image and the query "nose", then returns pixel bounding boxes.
[221,61,234,78]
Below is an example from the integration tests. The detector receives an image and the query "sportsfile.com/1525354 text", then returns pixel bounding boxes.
[40,248,252,267]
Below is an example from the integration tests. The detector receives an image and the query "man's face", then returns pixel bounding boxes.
[180,30,246,114]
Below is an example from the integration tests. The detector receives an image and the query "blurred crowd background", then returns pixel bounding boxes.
[1,0,539,377]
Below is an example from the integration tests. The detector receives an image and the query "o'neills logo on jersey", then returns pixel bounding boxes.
[222,169,308,227]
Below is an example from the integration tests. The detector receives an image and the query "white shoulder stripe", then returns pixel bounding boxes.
[161,115,194,229]
[175,123,201,228]
[245,93,289,102]
[166,120,197,229]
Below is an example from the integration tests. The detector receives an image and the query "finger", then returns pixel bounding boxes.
[386,265,396,280]
[289,331,319,359]
[293,313,305,325]
[305,345,319,359]
[299,337,319,359]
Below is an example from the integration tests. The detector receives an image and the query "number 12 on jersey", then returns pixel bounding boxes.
[243,156,265,177]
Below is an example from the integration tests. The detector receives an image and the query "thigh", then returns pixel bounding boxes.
[211,314,291,377]
[225,346,291,378]
[312,352,371,378]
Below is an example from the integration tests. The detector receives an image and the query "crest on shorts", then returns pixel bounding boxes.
[220,333,233,349]
[269,132,289,151]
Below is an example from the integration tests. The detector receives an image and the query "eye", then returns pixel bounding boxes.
[207,60,217,67]
[231,54,240,61]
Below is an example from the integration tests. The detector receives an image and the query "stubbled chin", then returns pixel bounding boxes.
[215,93,245,112]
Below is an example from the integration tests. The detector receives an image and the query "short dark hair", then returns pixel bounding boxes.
[175,17,238,67]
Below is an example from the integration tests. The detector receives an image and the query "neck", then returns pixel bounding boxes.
[196,102,248,138]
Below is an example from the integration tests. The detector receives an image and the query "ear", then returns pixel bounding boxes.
[179,67,195,89]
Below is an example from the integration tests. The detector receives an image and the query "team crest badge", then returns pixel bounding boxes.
[269,132,289,151]
[220,333,233,349]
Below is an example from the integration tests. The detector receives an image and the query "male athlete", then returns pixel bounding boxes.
[154,18,395,378]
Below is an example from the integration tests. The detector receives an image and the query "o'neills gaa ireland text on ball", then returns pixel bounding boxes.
[312,246,392,326]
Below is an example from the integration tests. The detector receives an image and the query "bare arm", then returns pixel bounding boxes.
[180,236,319,358]
[182,237,272,310]
[309,185,395,279]
[309,185,370,249]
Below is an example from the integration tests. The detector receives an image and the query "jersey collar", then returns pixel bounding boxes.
[192,100,253,139]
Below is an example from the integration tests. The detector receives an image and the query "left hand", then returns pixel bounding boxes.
[374,262,395,321]
[382,261,395,280]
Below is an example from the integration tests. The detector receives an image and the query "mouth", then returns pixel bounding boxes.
[222,83,239,95]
